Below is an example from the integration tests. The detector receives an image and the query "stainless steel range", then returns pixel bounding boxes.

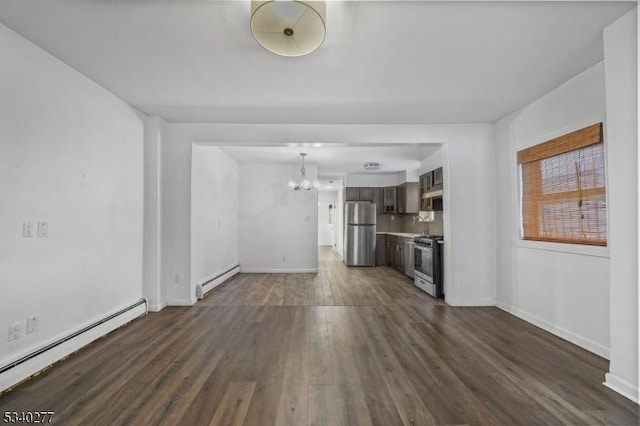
[413,235,444,298]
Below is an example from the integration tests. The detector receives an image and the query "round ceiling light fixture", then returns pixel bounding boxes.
[251,1,326,57]
[363,162,382,171]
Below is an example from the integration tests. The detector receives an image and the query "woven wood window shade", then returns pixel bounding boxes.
[517,123,607,246]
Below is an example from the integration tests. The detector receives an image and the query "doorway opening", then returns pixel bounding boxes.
[317,179,344,263]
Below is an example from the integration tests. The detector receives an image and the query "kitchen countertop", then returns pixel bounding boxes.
[376,232,422,239]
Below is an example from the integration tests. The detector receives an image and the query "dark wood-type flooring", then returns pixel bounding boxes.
[1,247,638,425]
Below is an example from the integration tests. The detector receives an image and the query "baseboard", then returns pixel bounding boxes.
[240,269,318,273]
[497,302,610,359]
[167,297,197,306]
[196,265,240,299]
[0,299,146,393]
[604,373,639,403]
[148,301,168,312]
[458,297,496,307]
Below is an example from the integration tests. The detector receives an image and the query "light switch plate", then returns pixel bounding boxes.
[8,322,21,341]
[23,222,34,238]
[27,316,39,334]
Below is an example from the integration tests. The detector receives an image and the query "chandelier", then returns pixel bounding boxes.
[288,153,319,191]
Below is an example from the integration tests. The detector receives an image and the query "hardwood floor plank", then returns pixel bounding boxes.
[326,321,374,426]
[156,350,225,425]
[43,306,214,424]
[122,349,225,425]
[309,384,346,426]
[209,381,257,426]
[1,248,637,426]
[309,307,334,385]
[355,307,437,426]
[275,307,311,426]
[275,381,308,426]
[351,343,406,426]
[374,312,501,425]
[241,381,284,426]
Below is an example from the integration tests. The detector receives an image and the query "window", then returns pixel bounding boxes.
[517,123,607,246]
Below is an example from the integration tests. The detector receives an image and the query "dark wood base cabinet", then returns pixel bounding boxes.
[375,234,387,265]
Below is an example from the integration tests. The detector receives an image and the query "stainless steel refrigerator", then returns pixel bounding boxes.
[344,202,376,266]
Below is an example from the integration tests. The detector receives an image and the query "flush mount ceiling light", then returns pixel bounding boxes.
[289,153,319,191]
[251,0,326,57]
[363,162,381,171]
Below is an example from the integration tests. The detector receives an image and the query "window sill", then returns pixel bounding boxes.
[514,239,610,258]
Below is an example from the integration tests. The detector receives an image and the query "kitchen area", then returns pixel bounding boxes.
[343,165,445,299]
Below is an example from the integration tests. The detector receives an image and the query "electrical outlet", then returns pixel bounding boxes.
[27,316,39,334]
[8,322,21,341]
[37,222,48,238]
[23,222,34,238]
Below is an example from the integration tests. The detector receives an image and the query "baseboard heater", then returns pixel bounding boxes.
[0,298,147,393]
[196,264,240,299]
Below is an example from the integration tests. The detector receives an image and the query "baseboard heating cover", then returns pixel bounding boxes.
[0,298,147,393]
[196,265,240,299]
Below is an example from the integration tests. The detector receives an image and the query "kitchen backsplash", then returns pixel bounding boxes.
[401,212,444,235]
[376,212,444,235]
[376,214,404,232]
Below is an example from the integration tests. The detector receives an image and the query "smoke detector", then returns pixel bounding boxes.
[363,162,381,171]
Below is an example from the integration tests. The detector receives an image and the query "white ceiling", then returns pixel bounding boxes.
[217,143,440,176]
[0,1,633,178]
[0,0,634,125]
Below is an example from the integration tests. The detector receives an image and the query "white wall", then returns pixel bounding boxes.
[159,126,193,305]
[346,173,402,187]
[418,147,446,175]
[191,145,239,291]
[403,169,419,183]
[495,62,610,357]
[346,171,420,186]
[0,23,143,373]
[445,137,497,306]
[239,164,318,272]
[142,115,164,312]
[602,8,638,402]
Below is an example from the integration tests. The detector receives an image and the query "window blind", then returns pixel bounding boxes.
[518,123,607,246]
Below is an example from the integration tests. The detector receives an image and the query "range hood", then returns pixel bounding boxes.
[421,188,443,199]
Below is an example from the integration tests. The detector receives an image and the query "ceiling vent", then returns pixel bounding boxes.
[363,162,381,171]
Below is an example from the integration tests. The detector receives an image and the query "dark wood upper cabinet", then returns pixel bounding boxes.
[424,172,434,191]
[433,167,443,186]
[345,187,375,202]
[401,182,420,214]
[373,187,384,214]
[359,187,374,202]
[419,167,444,211]
[383,186,397,214]
[345,183,418,214]
[421,197,440,212]
[345,187,360,201]
[396,184,406,214]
